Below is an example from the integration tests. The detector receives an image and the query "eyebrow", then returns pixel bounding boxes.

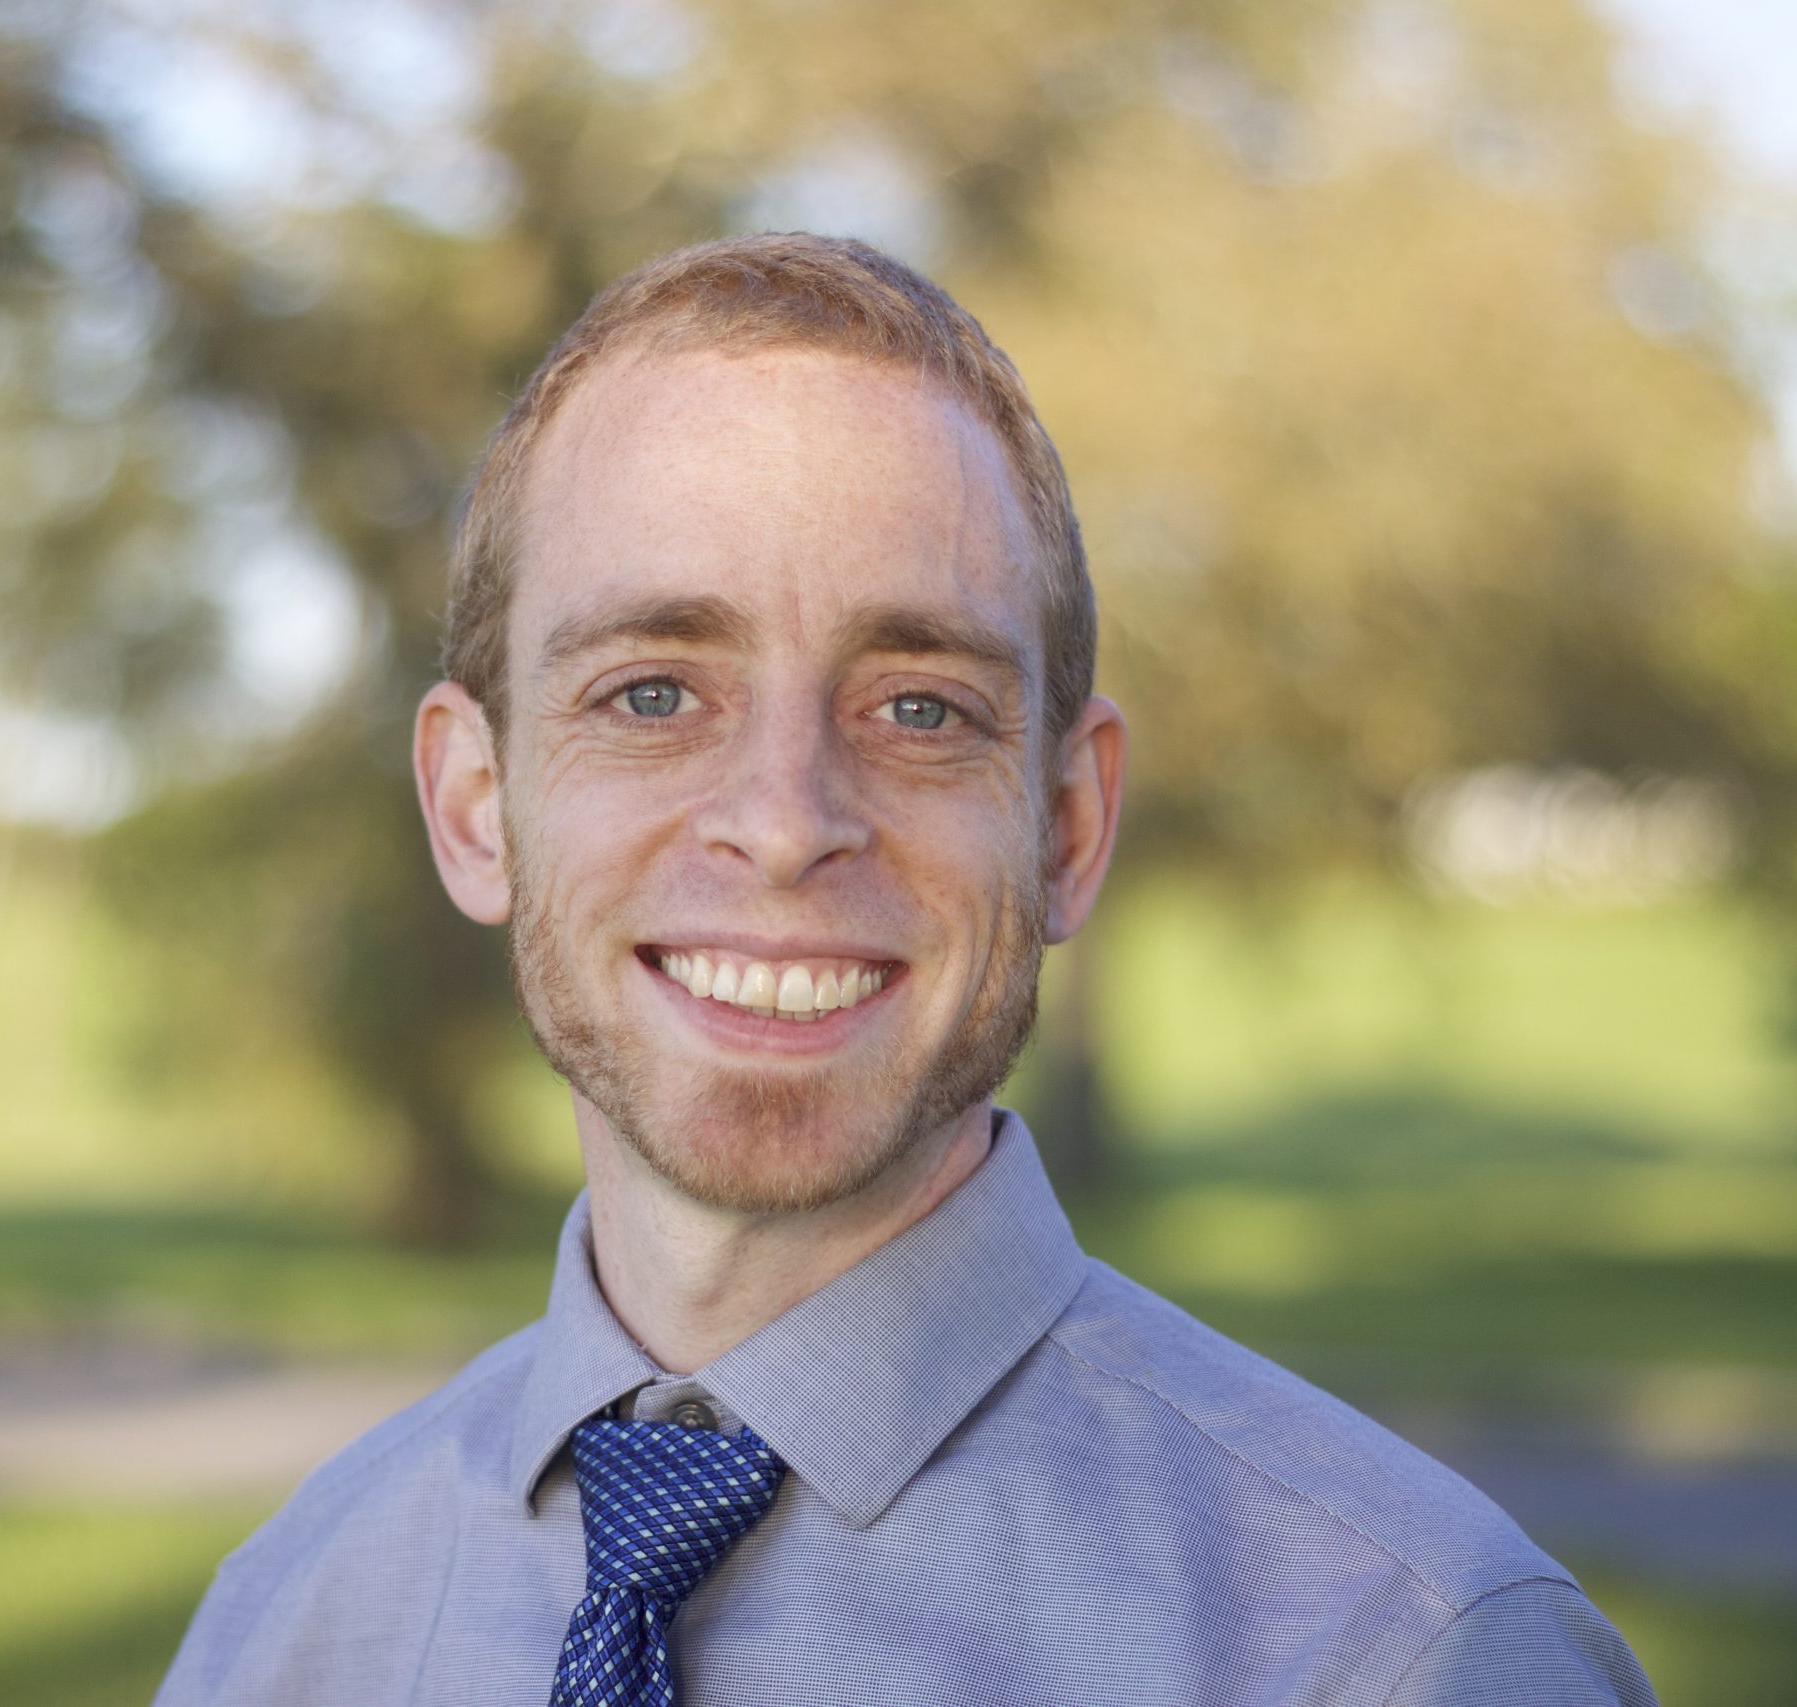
[535,595,754,676]
[841,604,1028,681]
[534,592,1028,683]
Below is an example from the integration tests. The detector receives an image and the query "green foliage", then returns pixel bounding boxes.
[4,0,1796,1238]
[90,731,522,1237]
[3,11,1791,1677]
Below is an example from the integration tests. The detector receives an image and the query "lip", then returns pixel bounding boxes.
[636,935,904,965]
[634,951,900,1057]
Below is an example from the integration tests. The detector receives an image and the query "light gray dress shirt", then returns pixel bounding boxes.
[156,1111,1656,1706]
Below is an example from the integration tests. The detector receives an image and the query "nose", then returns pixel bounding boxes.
[690,702,870,887]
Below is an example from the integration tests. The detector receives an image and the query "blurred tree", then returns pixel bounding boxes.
[2,0,1792,1230]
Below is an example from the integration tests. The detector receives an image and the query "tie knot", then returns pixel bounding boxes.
[567,1416,785,1615]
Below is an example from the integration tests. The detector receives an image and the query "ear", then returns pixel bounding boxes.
[1043,694,1127,945]
[414,681,512,925]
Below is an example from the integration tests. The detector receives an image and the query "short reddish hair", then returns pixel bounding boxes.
[443,232,1096,751]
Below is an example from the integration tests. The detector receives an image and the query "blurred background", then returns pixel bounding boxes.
[3,0,1796,1700]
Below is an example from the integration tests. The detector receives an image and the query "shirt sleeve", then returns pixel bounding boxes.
[1381,1578,1658,1707]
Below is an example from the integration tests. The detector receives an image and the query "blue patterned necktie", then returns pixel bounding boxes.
[548,1415,785,1707]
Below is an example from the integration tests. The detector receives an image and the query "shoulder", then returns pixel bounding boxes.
[1380,1577,1658,1705]
[944,1259,1654,1701]
[240,1318,539,1555]
[1041,1260,1572,1616]
[154,1322,542,1707]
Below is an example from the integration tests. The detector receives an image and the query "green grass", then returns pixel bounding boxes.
[1073,876,1792,1155]
[1577,1565,1797,1707]
[6,869,1797,1696]
[0,1502,271,1707]
[1011,878,1797,1403]
[0,1505,1789,1707]
[1060,1088,1797,1386]
[5,1112,1794,1380]
[0,1198,566,1358]
[6,873,1797,1385]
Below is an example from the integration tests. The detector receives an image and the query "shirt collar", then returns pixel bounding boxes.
[508,1197,663,1510]
[508,1109,1087,1528]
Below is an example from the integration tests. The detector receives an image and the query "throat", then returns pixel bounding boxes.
[573,1092,995,1372]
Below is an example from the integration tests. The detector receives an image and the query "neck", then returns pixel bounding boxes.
[573,1099,994,1374]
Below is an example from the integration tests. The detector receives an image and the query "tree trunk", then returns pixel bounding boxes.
[385,1084,497,1249]
[1030,928,1111,1198]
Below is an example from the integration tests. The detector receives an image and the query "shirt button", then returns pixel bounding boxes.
[670,1400,718,1431]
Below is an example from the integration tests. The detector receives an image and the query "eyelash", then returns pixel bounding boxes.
[598,672,698,719]
[591,673,984,733]
[874,690,972,732]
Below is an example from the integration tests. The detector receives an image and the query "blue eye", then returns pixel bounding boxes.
[888,694,949,730]
[616,680,688,717]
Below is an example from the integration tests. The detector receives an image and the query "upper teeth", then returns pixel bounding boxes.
[656,951,887,1019]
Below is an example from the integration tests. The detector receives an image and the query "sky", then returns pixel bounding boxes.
[1599,0,1797,545]
[1597,0,1797,183]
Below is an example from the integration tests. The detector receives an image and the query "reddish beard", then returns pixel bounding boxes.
[504,842,1047,1215]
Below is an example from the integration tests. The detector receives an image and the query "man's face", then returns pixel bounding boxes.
[498,345,1054,1214]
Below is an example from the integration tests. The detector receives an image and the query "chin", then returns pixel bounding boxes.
[508,857,1047,1216]
[606,1064,932,1215]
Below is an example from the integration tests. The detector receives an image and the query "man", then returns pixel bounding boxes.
[157,233,1655,1705]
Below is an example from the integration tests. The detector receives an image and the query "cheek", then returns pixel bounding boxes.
[861,744,1034,830]
[517,774,682,911]
[885,792,1041,930]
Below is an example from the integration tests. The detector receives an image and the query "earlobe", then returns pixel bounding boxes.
[414,681,512,926]
[1044,696,1127,945]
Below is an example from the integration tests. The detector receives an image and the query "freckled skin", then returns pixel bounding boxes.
[498,347,1051,1213]
[416,338,1124,1363]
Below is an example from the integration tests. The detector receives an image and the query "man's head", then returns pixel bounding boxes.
[415,234,1124,1216]
[442,233,1096,759]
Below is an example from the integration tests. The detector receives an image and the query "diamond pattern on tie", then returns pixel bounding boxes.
[548,1416,785,1707]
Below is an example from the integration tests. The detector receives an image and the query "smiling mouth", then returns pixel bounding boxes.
[642,947,895,1022]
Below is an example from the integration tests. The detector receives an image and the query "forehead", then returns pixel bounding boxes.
[509,344,1042,670]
